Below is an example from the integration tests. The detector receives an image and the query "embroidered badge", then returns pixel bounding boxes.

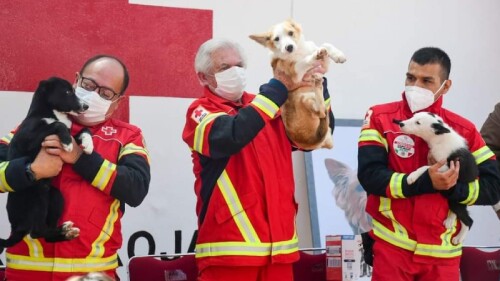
[362,109,373,129]
[393,135,415,158]
[191,105,210,123]
[101,126,117,136]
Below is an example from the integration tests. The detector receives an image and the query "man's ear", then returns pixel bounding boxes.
[197,72,208,86]
[249,32,271,47]
[432,122,451,135]
[442,79,452,96]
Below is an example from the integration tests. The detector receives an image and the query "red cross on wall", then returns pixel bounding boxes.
[0,0,213,123]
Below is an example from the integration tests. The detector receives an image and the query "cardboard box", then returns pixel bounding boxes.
[325,235,362,281]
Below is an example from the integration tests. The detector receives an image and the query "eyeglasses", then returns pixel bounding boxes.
[79,76,120,100]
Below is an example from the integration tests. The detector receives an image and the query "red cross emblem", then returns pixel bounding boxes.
[191,105,209,124]
[194,109,203,118]
[102,126,117,136]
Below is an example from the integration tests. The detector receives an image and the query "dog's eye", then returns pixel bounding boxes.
[288,31,294,36]
[274,36,280,42]
[66,90,73,95]
[416,121,421,125]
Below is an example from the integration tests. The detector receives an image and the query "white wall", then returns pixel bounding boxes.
[1,0,500,277]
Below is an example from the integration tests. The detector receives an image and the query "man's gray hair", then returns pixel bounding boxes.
[194,38,247,74]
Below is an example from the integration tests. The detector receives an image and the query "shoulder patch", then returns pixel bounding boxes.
[191,105,210,124]
[362,109,373,129]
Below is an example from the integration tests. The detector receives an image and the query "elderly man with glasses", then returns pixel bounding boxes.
[0,54,151,281]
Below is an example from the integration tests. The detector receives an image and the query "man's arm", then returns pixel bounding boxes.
[357,109,437,198]
[71,130,151,207]
[481,102,500,169]
[183,79,289,159]
[1,131,63,193]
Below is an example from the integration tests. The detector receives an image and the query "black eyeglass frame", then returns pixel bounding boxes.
[79,76,120,101]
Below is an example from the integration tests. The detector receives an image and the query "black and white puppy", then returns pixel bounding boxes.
[393,112,477,245]
[0,77,93,247]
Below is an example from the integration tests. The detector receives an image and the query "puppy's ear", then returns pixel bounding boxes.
[35,79,50,95]
[431,122,450,135]
[249,32,271,47]
[287,18,302,33]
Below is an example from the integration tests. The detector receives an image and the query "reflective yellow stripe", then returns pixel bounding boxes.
[461,179,479,205]
[324,97,331,111]
[196,237,299,258]
[372,220,415,251]
[91,160,116,191]
[118,143,150,163]
[440,210,458,248]
[0,161,14,192]
[88,200,120,258]
[193,112,226,153]
[6,253,118,272]
[389,173,405,198]
[359,129,388,150]
[415,243,462,258]
[23,235,44,258]
[473,146,495,164]
[374,200,462,258]
[218,170,261,243]
[251,95,279,118]
[379,197,408,238]
[1,132,13,144]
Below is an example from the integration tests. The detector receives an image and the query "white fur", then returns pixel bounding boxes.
[268,22,346,82]
[79,132,94,154]
[53,110,72,129]
[397,112,470,244]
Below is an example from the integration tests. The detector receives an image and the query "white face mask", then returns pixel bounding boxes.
[74,86,112,124]
[213,66,246,101]
[404,81,446,113]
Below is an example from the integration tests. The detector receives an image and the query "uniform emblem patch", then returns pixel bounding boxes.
[362,109,373,129]
[101,126,117,136]
[393,135,415,158]
[191,105,210,123]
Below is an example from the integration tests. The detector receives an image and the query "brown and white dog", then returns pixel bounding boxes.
[250,19,346,149]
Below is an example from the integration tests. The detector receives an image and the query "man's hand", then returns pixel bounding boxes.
[429,160,460,190]
[42,134,83,164]
[30,147,64,180]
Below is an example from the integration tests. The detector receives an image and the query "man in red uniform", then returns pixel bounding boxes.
[182,38,334,281]
[358,47,500,280]
[0,55,151,281]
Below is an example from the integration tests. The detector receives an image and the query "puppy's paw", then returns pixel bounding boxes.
[451,224,469,245]
[443,211,457,230]
[322,134,334,149]
[62,221,80,240]
[63,142,73,152]
[79,133,94,154]
[316,48,328,60]
[330,50,346,64]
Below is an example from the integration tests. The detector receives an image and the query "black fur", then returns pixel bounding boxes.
[0,77,89,247]
[431,122,451,135]
[445,147,478,231]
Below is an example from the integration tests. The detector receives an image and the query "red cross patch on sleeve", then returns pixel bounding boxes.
[191,105,210,124]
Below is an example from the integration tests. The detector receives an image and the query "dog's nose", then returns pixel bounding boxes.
[393,119,404,127]
[286,45,294,53]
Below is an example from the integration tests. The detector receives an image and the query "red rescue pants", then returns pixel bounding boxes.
[372,241,459,281]
[198,263,293,281]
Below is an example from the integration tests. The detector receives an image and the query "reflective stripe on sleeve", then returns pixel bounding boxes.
[91,159,116,191]
[251,95,279,119]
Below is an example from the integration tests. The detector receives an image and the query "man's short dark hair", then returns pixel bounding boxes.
[410,47,451,81]
[79,54,129,95]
